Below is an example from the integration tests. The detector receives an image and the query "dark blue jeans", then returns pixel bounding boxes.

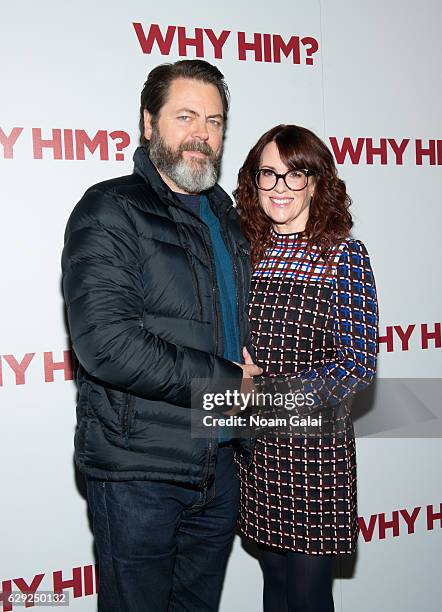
[86,446,239,612]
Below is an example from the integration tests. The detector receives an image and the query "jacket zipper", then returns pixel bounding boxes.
[200,233,217,489]
[221,221,243,348]
[200,232,219,355]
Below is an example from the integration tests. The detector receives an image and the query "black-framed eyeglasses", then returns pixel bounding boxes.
[255,168,314,191]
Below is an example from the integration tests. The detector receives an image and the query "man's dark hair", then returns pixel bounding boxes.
[139,59,230,146]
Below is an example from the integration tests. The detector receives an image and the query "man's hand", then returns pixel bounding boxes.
[234,346,262,377]
[223,348,262,415]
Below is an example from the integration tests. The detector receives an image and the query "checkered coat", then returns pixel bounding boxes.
[237,229,378,555]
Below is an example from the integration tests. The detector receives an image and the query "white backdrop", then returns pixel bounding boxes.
[1,1,441,610]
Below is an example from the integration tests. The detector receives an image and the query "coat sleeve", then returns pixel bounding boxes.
[256,240,378,415]
[62,187,243,408]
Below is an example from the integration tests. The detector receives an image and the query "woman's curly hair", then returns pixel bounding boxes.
[233,125,353,268]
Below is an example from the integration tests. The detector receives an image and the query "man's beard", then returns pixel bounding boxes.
[149,128,222,194]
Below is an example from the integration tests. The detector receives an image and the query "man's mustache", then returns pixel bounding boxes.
[179,141,215,158]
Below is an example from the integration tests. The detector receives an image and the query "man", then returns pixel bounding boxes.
[62,59,261,611]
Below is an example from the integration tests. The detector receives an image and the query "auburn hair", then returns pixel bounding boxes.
[233,124,353,267]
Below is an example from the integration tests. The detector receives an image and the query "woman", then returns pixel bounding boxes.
[234,125,378,612]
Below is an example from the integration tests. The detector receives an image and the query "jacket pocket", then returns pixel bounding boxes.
[76,381,91,422]
[185,249,203,317]
[121,394,136,441]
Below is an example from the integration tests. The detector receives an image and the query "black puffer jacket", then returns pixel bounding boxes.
[62,147,253,488]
